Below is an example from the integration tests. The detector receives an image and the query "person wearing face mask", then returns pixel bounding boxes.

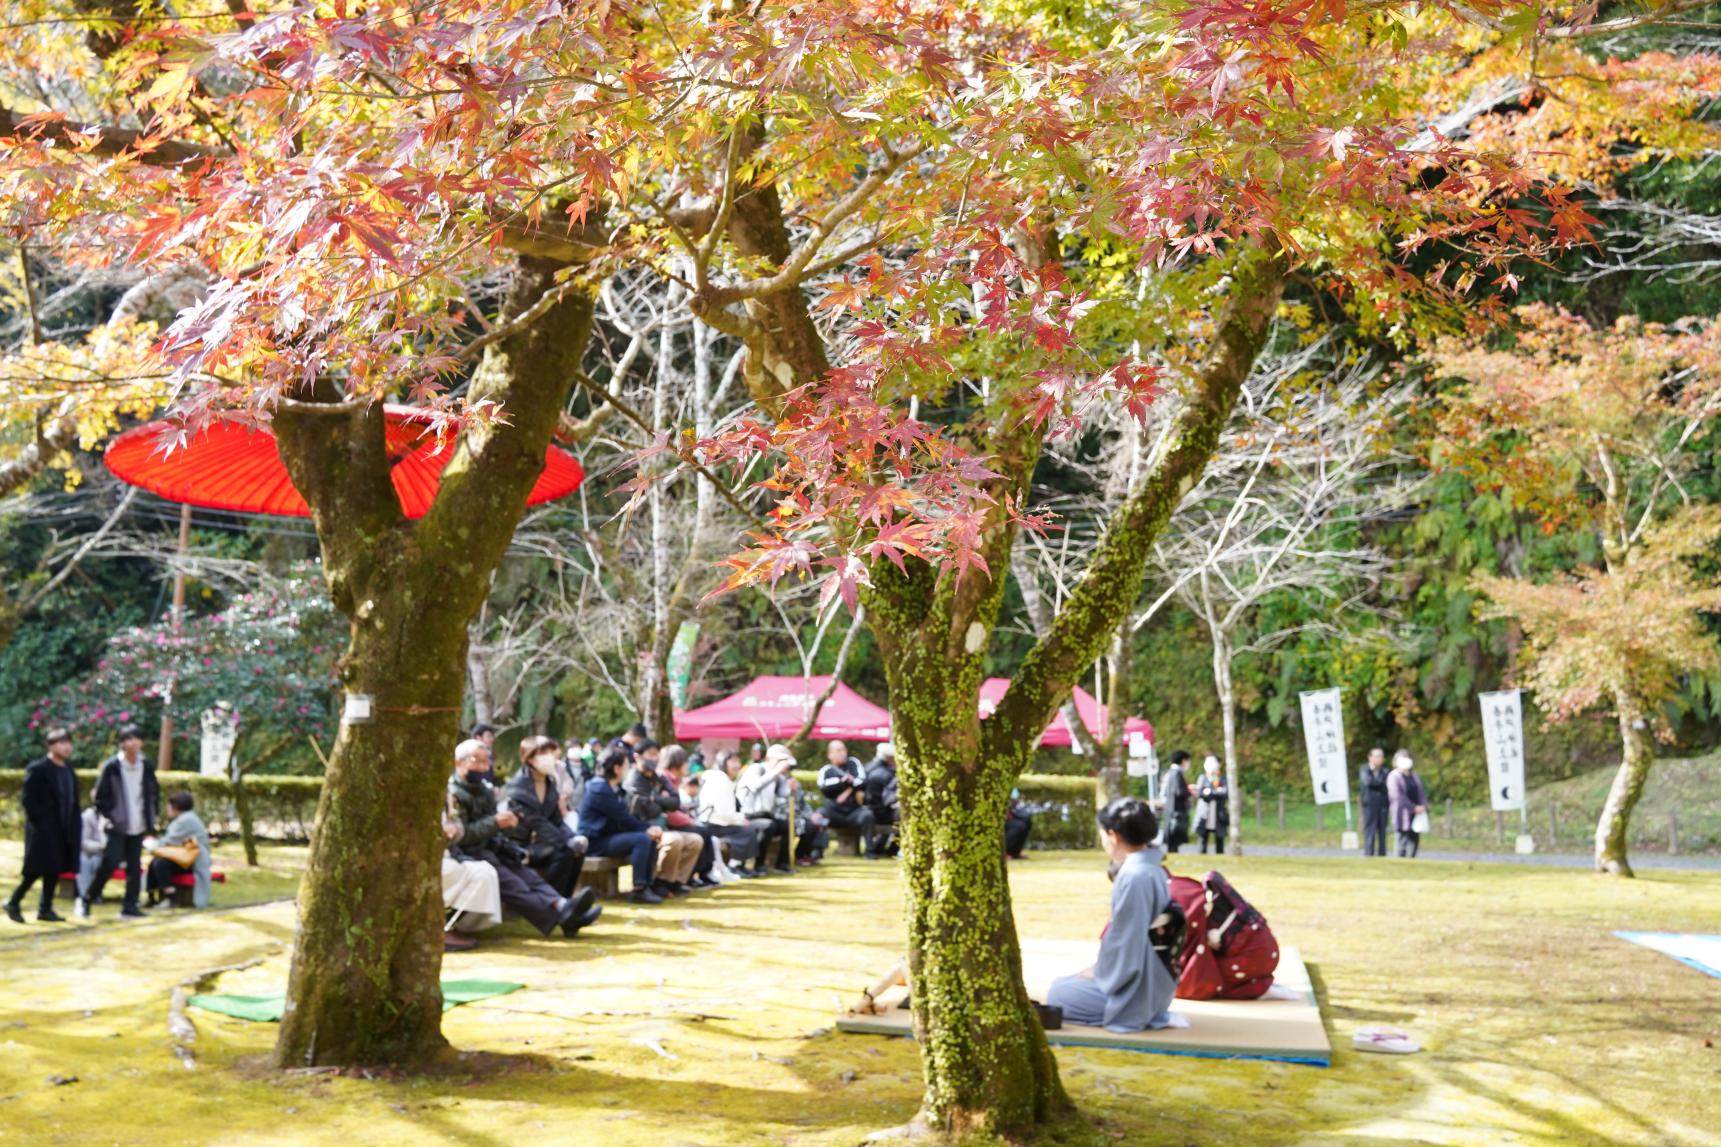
[1386,749,1429,858]
[1045,798,1177,1032]
[502,736,600,933]
[449,739,589,936]
[1195,754,1229,855]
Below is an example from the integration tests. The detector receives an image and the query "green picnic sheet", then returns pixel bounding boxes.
[188,978,523,1023]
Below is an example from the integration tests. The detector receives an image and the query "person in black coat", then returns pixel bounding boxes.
[862,743,900,855]
[818,740,880,858]
[1195,755,1230,854]
[503,736,597,928]
[81,724,160,918]
[1157,750,1193,853]
[7,727,80,923]
[1358,746,1391,858]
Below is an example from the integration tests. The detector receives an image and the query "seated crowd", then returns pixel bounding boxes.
[438,724,946,950]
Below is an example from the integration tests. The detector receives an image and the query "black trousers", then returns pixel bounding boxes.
[528,843,586,900]
[1164,825,1188,853]
[825,802,879,857]
[1199,827,1226,854]
[87,832,144,910]
[706,821,759,863]
[1397,829,1420,858]
[1362,804,1389,856]
[8,872,57,914]
[474,847,565,935]
[146,856,190,903]
[1004,812,1032,857]
[748,816,791,870]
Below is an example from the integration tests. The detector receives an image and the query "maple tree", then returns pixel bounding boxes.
[1430,303,1721,876]
[0,0,1701,1138]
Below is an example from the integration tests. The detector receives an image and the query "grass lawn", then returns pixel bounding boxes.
[0,840,1716,1146]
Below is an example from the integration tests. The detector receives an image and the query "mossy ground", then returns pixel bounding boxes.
[0,840,1716,1146]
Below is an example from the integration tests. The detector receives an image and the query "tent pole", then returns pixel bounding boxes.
[157,503,191,772]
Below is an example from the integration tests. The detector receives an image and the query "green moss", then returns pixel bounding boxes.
[1,845,1715,1145]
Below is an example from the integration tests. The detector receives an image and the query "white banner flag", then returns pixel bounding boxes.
[1298,688,1351,806]
[1481,689,1526,811]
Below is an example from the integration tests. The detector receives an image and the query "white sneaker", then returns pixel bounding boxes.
[73,897,90,920]
[1354,1028,1419,1054]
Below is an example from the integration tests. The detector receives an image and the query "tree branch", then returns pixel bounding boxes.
[983,244,1286,757]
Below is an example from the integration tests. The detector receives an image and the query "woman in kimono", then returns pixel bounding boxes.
[1046,798,1177,1032]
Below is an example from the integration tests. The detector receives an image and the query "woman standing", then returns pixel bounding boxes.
[1386,750,1429,858]
[1195,755,1230,854]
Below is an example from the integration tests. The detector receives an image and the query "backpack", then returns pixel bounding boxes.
[1168,869,1280,1001]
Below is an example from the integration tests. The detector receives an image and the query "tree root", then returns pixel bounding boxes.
[166,954,271,1069]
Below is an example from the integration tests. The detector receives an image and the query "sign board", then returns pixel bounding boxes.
[342,692,374,725]
[1298,688,1351,806]
[1480,689,1527,812]
[199,705,238,778]
[1126,734,1157,777]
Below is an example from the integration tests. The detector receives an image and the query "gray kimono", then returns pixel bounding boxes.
[1047,848,1176,1031]
[159,810,213,908]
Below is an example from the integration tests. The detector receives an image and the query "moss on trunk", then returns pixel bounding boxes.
[269,258,594,1067]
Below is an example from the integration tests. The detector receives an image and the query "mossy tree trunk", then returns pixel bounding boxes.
[270,257,593,1067]
[866,247,1285,1139]
[1595,699,1656,877]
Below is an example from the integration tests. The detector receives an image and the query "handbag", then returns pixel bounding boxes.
[1410,811,1431,834]
[153,835,200,870]
[665,810,695,829]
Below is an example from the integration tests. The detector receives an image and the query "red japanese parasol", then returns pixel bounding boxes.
[104,405,584,519]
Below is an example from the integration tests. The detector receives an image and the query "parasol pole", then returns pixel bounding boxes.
[157,503,191,772]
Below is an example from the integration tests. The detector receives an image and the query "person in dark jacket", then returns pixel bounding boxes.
[580,747,666,904]
[622,742,702,895]
[862,743,900,856]
[659,746,720,887]
[1358,746,1391,857]
[1157,750,1193,853]
[80,724,160,918]
[7,727,79,923]
[1004,788,1033,859]
[448,739,590,936]
[1195,754,1230,854]
[503,736,597,928]
[818,740,880,858]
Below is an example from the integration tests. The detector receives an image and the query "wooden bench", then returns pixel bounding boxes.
[576,855,623,899]
[834,827,864,857]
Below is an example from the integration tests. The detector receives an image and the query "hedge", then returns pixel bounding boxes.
[0,769,323,842]
[791,769,1099,850]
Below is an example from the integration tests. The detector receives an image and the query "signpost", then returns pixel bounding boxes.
[1480,689,1533,853]
[1299,688,1357,849]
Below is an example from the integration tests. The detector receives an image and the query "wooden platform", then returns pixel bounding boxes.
[836,938,1332,1066]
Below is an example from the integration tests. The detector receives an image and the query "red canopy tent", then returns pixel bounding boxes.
[104,405,584,520]
[979,677,1154,749]
[674,675,892,744]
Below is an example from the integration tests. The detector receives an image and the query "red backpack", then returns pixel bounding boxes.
[1167,869,1279,1001]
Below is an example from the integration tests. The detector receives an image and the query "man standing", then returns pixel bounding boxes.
[81,724,159,918]
[818,739,879,859]
[1157,750,1193,853]
[448,739,594,937]
[1358,746,1391,858]
[7,727,79,923]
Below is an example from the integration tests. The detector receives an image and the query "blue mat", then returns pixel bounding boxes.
[1614,932,1721,980]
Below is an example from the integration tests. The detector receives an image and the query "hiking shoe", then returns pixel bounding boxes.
[628,887,665,905]
[119,906,147,919]
[38,909,67,923]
